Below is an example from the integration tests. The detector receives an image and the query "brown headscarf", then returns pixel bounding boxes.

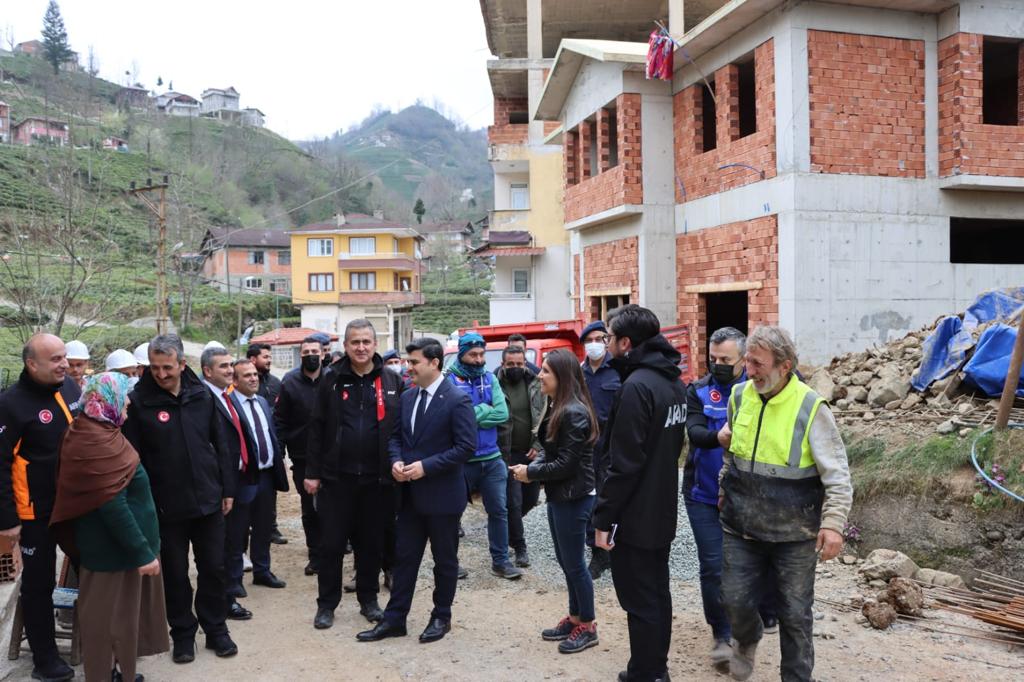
[50,373,139,558]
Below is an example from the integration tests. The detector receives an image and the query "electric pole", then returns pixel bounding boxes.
[129,176,170,335]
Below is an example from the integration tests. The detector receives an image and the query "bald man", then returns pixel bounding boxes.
[0,334,80,681]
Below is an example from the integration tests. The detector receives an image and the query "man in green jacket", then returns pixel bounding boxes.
[447,333,522,580]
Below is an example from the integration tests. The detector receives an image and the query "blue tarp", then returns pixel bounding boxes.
[911,316,973,391]
[964,287,1024,329]
[962,324,1024,398]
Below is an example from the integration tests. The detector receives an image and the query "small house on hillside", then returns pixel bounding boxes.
[201,87,241,121]
[102,136,127,151]
[11,117,68,146]
[200,227,291,294]
[0,102,10,144]
[14,40,42,56]
[116,85,151,111]
[242,108,265,128]
[156,91,200,117]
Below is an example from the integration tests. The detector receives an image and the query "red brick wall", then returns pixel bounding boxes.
[939,33,1024,178]
[583,237,639,305]
[564,94,643,223]
[489,97,529,145]
[676,216,779,373]
[807,31,925,177]
[674,40,776,202]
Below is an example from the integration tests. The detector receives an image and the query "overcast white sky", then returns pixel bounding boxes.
[3,0,495,139]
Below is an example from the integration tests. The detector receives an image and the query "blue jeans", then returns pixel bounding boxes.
[548,495,596,622]
[687,500,779,641]
[464,457,511,567]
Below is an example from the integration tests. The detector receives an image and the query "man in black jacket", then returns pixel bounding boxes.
[247,342,286,545]
[0,334,80,682]
[124,334,239,664]
[273,336,325,575]
[593,306,687,682]
[304,320,404,630]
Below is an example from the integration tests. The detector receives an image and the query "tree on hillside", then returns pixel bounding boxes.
[3,24,15,52]
[413,198,425,224]
[41,1,72,75]
[156,76,163,87]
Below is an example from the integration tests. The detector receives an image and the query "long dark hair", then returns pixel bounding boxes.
[543,348,599,447]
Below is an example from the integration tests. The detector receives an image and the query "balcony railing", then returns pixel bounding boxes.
[489,209,530,232]
[338,251,412,260]
[338,291,424,306]
[487,291,532,300]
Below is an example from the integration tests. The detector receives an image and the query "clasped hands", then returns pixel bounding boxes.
[392,460,425,482]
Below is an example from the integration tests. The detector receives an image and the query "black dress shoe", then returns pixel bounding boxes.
[383,570,392,590]
[228,601,252,620]
[419,617,451,643]
[457,565,468,579]
[313,607,334,630]
[359,600,384,623]
[171,640,195,664]
[253,572,286,588]
[356,621,407,642]
[226,583,247,599]
[304,561,319,576]
[205,634,238,657]
[30,657,74,681]
[269,529,288,544]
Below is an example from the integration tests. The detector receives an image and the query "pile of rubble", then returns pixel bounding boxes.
[849,549,964,630]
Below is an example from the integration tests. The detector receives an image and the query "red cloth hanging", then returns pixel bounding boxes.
[646,30,674,81]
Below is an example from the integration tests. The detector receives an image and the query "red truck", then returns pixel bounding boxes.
[443,318,695,383]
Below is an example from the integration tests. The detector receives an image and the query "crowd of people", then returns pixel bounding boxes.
[0,304,851,682]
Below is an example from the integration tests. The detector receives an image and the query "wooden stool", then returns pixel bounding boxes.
[7,558,81,666]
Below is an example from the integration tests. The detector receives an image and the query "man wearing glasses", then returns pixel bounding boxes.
[579,320,621,579]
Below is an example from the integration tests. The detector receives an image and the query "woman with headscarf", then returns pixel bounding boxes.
[50,372,168,682]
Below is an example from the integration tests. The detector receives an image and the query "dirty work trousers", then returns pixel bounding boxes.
[721,532,818,682]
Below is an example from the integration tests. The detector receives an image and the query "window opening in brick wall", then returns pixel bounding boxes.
[950,218,1024,264]
[509,110,529,124]
[605,106,619,168]
[982,38,1021,126]
[703,291,748,371]
[701,81,717,152]
[248,250,264,265]
[590,294,630,321]
[567,129,580,185]
[587,118,599,177]
[737,59,757,138]
[243,276,263,291]
[278,249,291,265]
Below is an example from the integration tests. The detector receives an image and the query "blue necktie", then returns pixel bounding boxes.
[414,389,428,434]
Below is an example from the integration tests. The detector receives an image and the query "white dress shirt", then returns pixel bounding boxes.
[410,373,446,434]
[240,393,275,470]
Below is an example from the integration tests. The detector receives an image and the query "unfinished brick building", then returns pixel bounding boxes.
[535,0,1024,368]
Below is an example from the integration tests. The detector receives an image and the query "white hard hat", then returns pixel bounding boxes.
[203,340,226,352]
[133,343,150,366]
[105,348,137,371]
[65,340,90,360]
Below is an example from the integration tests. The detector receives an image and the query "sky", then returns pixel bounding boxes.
[3,0,496,140]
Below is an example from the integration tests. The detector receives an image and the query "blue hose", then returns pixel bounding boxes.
[970,425,1024,503]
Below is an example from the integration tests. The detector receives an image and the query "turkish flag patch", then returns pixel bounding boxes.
[38,410,53,424]
[342,390,349,401]
[709,389,722,403]
[157,411,171,423]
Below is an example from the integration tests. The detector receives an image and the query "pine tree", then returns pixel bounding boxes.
[413,198,426,224]
[157,76,163,87]
[41,1,72,75]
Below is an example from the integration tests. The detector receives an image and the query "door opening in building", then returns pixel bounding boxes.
[590,293,630,322]
[703,291,748,371]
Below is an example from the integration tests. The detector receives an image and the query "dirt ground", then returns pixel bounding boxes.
[6,493,1021,681]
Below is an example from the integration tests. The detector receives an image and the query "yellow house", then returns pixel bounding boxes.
[288,212,424,351]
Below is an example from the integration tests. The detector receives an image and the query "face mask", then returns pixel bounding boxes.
[302,355,321,372]
[710,362,737,387]
[503,367,525,384]
[385,363,404,375]
[584,342,606,361]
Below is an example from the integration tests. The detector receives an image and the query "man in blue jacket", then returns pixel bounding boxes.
[683,327,777,672]
[448,332,522,579]
[356,338,477,644]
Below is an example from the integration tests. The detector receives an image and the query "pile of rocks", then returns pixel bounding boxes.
[849,549,966,630]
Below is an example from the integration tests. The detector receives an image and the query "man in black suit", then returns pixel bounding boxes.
[356,338,477,644]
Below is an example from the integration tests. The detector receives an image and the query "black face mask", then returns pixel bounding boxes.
[710,362,738,387]
[503,367,526,384]
[302,355,322,372]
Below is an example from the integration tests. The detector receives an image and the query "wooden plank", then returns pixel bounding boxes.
[683,280,764,294]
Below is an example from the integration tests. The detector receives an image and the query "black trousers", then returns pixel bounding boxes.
[291,459,321,564]
[382,500,460,626]
[506,450,540,552]
[160,511,229,642]
[381,485,399,572]
[610,541,672,682]
[20,518,58,667]
[317,475,387,609]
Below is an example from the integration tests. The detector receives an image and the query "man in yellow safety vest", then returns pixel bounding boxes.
[717,326,852,682]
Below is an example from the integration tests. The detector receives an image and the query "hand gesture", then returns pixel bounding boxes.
[717,423,732,449]
[402,461,425,481]
[304,478,322,495]
[138,558,161,576]
[392,461,409,482]
[816,528,844,562]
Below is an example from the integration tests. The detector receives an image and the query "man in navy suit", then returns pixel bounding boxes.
[356,338,477,644]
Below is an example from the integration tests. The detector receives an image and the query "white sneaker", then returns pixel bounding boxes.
[729,640,757,681]
[242,553,253,572]
[711,638,733,666]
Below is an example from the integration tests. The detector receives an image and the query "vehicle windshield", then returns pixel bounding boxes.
[443,348,536,373]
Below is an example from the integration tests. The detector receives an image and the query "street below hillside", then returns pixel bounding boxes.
[3,488,1020,681]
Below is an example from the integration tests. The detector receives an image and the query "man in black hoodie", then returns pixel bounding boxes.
[593,306,687,682]
[124,334,238,664]
[304,319,403,630]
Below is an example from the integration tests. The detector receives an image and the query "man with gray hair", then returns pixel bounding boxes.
[124,334,239,663]
[717,326,852,682]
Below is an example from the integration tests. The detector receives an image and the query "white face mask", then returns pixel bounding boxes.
[584,342,606,361]
[385,363,404,375]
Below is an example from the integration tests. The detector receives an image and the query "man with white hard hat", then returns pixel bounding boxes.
[105,349,138,378]
[65,340,91,389]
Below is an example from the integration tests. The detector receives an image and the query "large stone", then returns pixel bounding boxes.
[862,600,897,629]
[882,577,925,616]
[858,549,919,582]
[936,420,955,435]
[847,386,869,403]
[868,376,911,407]
[914,567,966,590]
[808,369,836,402]
[900,393,923,410]
[851,371,874,387]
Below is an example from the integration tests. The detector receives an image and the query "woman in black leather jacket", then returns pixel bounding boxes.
[510,348,599,654]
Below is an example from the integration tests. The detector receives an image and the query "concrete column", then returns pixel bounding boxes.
[924,37,939,177]
[527,0,545,144]
[669,0,685,37]
[774,26,810,174]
